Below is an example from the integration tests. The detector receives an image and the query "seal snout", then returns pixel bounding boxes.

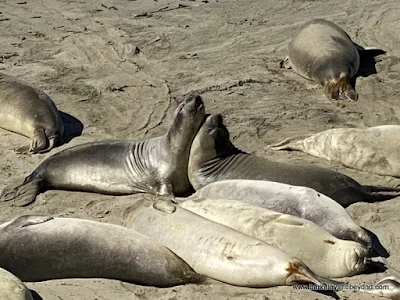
[183,94,204,114]
[208,114,223,128]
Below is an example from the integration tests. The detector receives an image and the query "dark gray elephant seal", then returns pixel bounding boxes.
[1,94,205,206]
[0,215,203,286]
[0,73,64,154]
[281,19,360,101]
[188,114,400,207]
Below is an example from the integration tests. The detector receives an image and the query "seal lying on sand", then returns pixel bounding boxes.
[0,267,33,300]
[188,114,400,207]
[267,125,400,178]
[0,73,64,154]
[188,180,371,248]
[0,94,205,207]
[281,19,360,101]
[178,197,369,278]
[0,215,203,287]
[359,276,400,299]
[124,200,339,287]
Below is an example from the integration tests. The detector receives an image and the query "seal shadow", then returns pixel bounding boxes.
[350,43,386,88]
[59,111,84,144]
[364,261,388,274]
[30,289,43,300]
[364,227,390,258]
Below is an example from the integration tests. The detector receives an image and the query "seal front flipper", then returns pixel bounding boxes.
[4,215,53,231]
[265,134,312,151]
[153,200,177,214]
[280,56,292,69]
[324,74,358,102]
[0,176,43,207]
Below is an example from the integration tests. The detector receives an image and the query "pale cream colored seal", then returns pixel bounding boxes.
[267,125,400,178]
[124,200,339,287]
[0,267,33,300]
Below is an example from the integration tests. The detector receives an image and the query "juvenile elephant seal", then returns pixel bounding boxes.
[281,19,359,101]
[188,180,371,248]
[1,94,205,206]
[0,267,33,300]
[0,215,203,286]
[360,276,400,299]
[188,114,400,207]
[0,73,64,154]
[124,200,339,288]
[178,197,369,278]
[267,125,400,178]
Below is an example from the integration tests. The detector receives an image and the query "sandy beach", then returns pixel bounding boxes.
[1,0,400,299]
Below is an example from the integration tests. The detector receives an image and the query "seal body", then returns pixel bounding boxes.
[124,200,339,287]
[188,180,371,248]
[0,267,33,300]
[284,19,359,101]
[267,125,400,177]
[0,73,64,154]
[1,94,205,206]
[0,215,203,286]
[178,197,368,278]
[188,114,400,207]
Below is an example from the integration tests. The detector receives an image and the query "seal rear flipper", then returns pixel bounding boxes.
[265,134,312,151]
[324,74,358,102]
[4,215,53,231]
[285,259,342,287]
[0,177,43,207]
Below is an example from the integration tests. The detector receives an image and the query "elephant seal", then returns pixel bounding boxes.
[0,73,64,154]
[0,267,33,300]
[281,19,359,101]
[124,200,339,288]
[0,215,203,286]
[267,125,400,178]
[359,276,400,299]
[178,197,369,278]
[188,180,371,248]
[1,94,205,206]
[188,114,400,207]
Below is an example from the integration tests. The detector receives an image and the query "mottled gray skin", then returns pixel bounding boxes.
[0,73,64,154]
[188,180,371,249]
[188,114,400,207]
[0,267,33,300]
[284,19,360,101]
[0,215,203,287]
[1,94,205,206]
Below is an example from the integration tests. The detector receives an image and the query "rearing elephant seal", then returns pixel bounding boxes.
[281,19,360,101]
[0,215,203,286]
[0,267,33,300]
[188,114,400,207]
[1,94,205,206]
[0,73,64,154]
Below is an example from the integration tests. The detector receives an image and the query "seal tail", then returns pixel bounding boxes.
[285,259,342,287]
[0,173,43,207]
[362,185,400,202]
[265,134,312,151]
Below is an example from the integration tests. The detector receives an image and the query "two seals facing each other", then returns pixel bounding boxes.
[178,197,369,278]
[1,94,205,207]
[124,200,339,288]
[188,114,400,207]
[0,215,203,287]
[0,73,64,154]
[268,125,400,178]
[282,19,375,102]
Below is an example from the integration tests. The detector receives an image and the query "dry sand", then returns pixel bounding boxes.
[1,0,400,299]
